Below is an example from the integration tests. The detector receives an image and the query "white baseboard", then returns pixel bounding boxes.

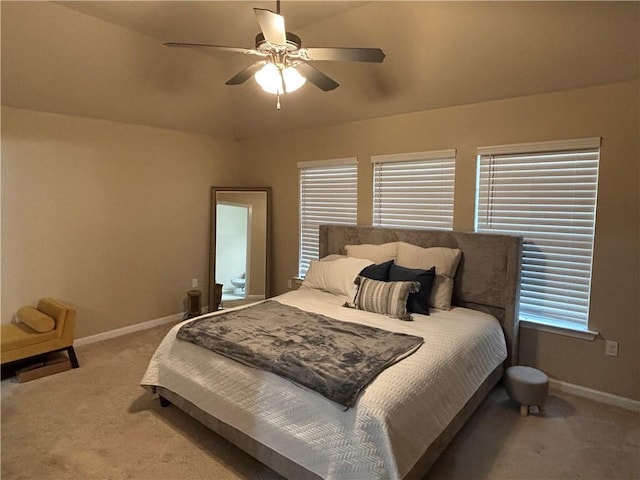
[74,306,209,347]
[549,378,640,412]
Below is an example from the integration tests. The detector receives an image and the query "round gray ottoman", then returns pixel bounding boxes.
[505,366,549,416]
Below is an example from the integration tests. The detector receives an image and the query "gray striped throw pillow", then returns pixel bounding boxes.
[352,276,420,321]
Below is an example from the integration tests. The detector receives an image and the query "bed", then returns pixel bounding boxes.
[141,225,522,479]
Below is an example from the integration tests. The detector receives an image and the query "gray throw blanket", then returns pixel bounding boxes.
[177,300,423,408]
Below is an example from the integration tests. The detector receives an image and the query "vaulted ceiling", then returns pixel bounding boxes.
[2,1,638,140]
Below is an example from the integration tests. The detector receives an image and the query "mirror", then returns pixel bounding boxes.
[209,187,271,311]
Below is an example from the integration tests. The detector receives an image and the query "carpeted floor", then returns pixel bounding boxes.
[1,322,638,480]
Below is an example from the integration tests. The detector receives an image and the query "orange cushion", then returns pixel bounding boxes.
[17,307,55,333]
[37,299,67,325]
[0,323,58,352]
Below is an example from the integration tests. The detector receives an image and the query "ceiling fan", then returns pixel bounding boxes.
[164,1,385,108]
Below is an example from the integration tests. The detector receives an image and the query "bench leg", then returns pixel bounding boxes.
[67,346,80,368]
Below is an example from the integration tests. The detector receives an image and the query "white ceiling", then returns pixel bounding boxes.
[2,1,638,140]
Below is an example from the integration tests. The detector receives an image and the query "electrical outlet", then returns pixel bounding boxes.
[287,279,293,289]
[192,278,198,288]
[605,340,619,357]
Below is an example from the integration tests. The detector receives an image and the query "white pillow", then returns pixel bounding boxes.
[302,256,374,300]
[396,242,462,310]
[345,242,398,263]
[319,254,346,262]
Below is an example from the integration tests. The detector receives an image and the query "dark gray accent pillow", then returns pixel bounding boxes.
[359,260,394,281]
[389,264,436,315]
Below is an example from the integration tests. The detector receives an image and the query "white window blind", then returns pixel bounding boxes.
[298,158,358,277]
[475,138,601,329]
[372,150,455,230]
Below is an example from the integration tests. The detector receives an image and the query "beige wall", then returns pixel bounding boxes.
[1,107,242,338]
[240,81,639,401]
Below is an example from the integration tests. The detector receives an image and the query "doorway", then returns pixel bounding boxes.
[215,202,251,302]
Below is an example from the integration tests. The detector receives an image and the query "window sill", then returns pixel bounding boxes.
[520,320,599,341]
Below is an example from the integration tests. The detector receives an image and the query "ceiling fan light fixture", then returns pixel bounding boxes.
[282,65,306,93]
[255,62,306,95]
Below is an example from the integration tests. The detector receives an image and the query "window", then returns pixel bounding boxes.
[475,138,601,330]
[298,158,358,277]
[372,150,456,230]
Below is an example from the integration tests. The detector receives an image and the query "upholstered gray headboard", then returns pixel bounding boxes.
[319,225,522,365]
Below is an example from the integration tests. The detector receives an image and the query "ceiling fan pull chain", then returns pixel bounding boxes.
[276,92,281,110]
[276,0,280,14]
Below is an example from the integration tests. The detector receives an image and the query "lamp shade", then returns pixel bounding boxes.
[255,63,306,94]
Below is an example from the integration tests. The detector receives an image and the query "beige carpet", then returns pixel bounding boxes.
[1,322,638,480]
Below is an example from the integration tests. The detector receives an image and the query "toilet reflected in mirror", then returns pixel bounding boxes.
[230,275,246,296]
[210,187,271,310]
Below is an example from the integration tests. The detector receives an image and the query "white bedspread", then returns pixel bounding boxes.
[141,287,507,479]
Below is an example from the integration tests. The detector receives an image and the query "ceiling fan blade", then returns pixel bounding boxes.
[225,62,265,85]
[295,63,339,92]
[300,47,386,63]
[254,8,287,47]
[164,42,262,56]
